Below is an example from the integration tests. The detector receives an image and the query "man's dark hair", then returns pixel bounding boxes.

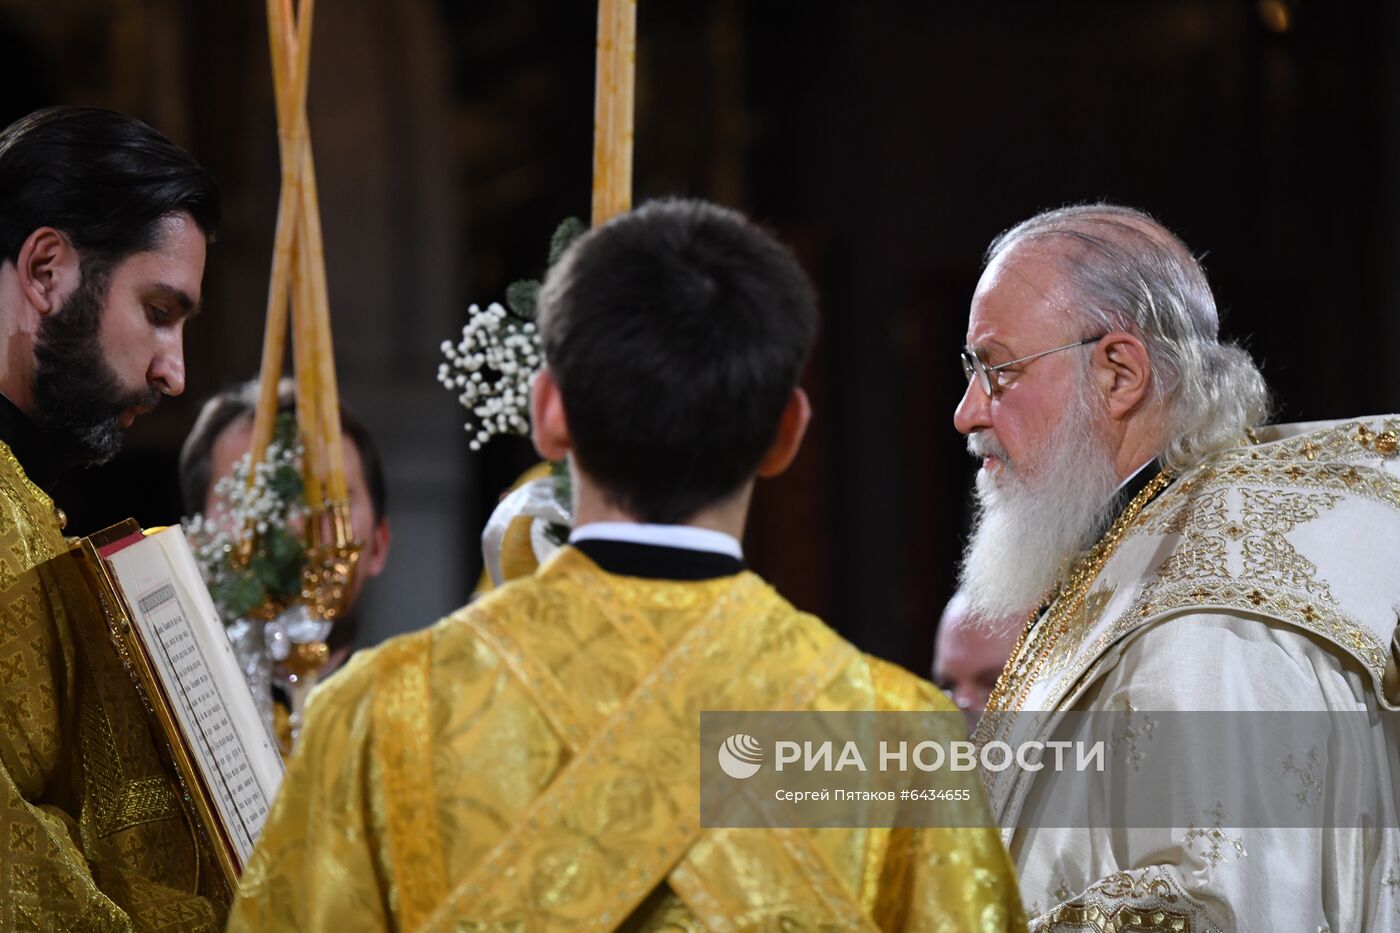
[538,198,817,524]
[0,106,220,271]
[178,379,388,522]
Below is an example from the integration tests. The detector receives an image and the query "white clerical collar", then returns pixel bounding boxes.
[1115,458,1156,495]
[569,522,744,560]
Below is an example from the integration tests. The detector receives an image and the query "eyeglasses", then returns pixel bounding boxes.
[960,335,1104,398]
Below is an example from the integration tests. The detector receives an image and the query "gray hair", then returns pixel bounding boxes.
[986,203,1271,472]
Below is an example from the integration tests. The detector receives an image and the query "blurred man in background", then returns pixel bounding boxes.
[932,588,1022,727]
[179,378,391,673]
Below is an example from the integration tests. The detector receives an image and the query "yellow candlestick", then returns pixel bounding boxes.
[292,237,324,509]
[275,0,346,509]
[591,0,636,226]
[252,0,315,476]
[297,140,348,506]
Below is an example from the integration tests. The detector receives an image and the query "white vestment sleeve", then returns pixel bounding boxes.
[1013,610,1400,933]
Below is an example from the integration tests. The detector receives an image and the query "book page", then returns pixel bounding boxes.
[105,526,284,868]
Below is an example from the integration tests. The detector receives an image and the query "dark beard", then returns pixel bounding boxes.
[31,265,161,466]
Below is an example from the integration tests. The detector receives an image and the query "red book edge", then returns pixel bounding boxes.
[97,530,149,558]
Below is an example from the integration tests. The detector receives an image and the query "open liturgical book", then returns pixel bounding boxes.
[73,520,284,886]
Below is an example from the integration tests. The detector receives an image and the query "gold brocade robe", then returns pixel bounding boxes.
[0,443,224,931]
[231,547,1026,931]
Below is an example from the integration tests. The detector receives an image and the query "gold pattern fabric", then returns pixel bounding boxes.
[231,547,1026,931]
[1033,867,1223,932]
[0,442,225,931]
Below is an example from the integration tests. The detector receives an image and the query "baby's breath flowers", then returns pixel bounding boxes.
[183,415,308,623]
[438,217,584,450]
[437,303,542,450]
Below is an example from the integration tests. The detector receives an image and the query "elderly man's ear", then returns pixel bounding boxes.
[1092,332,1152,419]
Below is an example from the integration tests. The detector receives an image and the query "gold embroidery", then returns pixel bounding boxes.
[1280,748,1323,808]
[1109,703,1157,772]
[421,573,862,930]
[77,680,182,840]
[1239,489,1339,599]
[0,438,222,927]
[1258,418,1400,464]
[230,552,1027,932]
[1099,433,1392,690]
[982,471,1175,722]
[1042,585,1116,679]
[1096,870,1178,902]
[465,599,594,754]
[375,635,448,932]
[1041,903,1192,932]
[982,417,1399,828]
[1183,802,1246,868]
[773,828,880,932]
[1125,581,1386,674]
[1037,867,1223,932]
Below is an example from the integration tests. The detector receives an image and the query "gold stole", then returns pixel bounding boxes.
[379,562,881,930]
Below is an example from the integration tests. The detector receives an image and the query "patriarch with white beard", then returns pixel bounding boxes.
[952,202,1399,932]
[960,377,1120,623]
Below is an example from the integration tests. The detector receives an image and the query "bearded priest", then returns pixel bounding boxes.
[232,199,1025,931]
[0,108,224,928]
[956,204,1399,931]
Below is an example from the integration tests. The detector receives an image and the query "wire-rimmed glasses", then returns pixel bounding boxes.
[960,335,1104,398]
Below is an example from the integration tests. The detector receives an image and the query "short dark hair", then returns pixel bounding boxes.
[538,198,817,523]
[0,106,219,269]
[178,379,388,522]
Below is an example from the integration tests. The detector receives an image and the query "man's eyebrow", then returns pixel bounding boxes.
[147,282,202,317]
[967,338,1011,358]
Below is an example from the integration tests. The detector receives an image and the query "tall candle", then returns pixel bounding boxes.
[251,0,314,479]
[591,0,637,226]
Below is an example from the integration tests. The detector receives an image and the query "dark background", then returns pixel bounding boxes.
[4,0,1396,675]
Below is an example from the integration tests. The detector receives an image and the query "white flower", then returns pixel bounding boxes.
[437,300,544,448]
[182,431,308,624]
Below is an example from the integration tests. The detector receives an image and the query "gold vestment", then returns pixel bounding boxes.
[0,442,224,931]
[231,547,1025,931]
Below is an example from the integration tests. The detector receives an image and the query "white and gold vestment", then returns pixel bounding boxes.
[981,417,1400,931]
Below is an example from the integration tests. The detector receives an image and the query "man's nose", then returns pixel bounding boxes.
[953,376,991,436]
[150,329,186,397]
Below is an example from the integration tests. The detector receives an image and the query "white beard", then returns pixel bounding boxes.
[958,387,1121,622]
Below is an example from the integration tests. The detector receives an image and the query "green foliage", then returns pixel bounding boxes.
[212,574,264,620]
[266,467,303,506]
[261,525,307,591]
[547,217,586,265]
[503,216,585,323]
[505,279,541,320]
[188,411,310,623]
